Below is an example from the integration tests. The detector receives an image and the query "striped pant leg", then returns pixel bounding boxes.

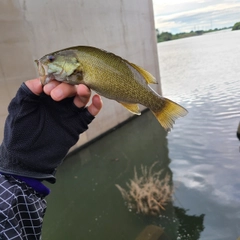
[0,174,47,240]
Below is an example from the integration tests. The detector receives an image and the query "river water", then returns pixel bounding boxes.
[43,30,240,240]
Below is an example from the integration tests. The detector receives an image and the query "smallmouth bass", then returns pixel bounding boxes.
[35,46,188,131]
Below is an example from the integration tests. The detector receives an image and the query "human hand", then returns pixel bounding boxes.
[0,78,102,182]
[25,78,102,116]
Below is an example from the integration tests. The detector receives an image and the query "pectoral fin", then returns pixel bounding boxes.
[66,69,84,84]
[118,102,141,115]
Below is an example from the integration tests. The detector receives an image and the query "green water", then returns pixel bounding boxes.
[43,111,203,240]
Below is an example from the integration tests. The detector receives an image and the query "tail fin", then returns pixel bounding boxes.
[152,98,188,131]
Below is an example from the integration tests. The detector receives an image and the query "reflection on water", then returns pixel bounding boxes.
[159,30,240,240]
[43,30,240,240]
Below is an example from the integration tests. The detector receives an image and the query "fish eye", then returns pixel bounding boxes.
[47,55,55,62]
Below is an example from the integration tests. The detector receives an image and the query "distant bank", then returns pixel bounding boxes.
[156,22,240,43]
[232,21,240,31]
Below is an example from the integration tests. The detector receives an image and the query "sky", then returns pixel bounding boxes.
[152,0,240,33]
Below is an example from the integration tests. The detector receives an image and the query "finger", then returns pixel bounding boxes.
[49,82,77,101]
[87,95,103,116]
[43,80,61,95]
[73,84,91,108]
[25,78,43,95]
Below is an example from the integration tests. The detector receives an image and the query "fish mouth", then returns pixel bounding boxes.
[35,60,54,85]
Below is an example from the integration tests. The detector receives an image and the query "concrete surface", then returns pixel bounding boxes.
[0,0,161,148]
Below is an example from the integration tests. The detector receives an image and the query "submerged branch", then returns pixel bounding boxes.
[116,162,173,216]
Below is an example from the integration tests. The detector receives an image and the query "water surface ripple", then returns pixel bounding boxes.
[159,30,240,239]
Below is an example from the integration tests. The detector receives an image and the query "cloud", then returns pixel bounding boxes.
[153,0,240,33]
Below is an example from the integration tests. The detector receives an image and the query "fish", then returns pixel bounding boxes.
[35,46,188,131]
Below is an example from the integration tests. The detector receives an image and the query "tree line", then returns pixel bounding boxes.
[232,22,240,31]
[156,23,239,43]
